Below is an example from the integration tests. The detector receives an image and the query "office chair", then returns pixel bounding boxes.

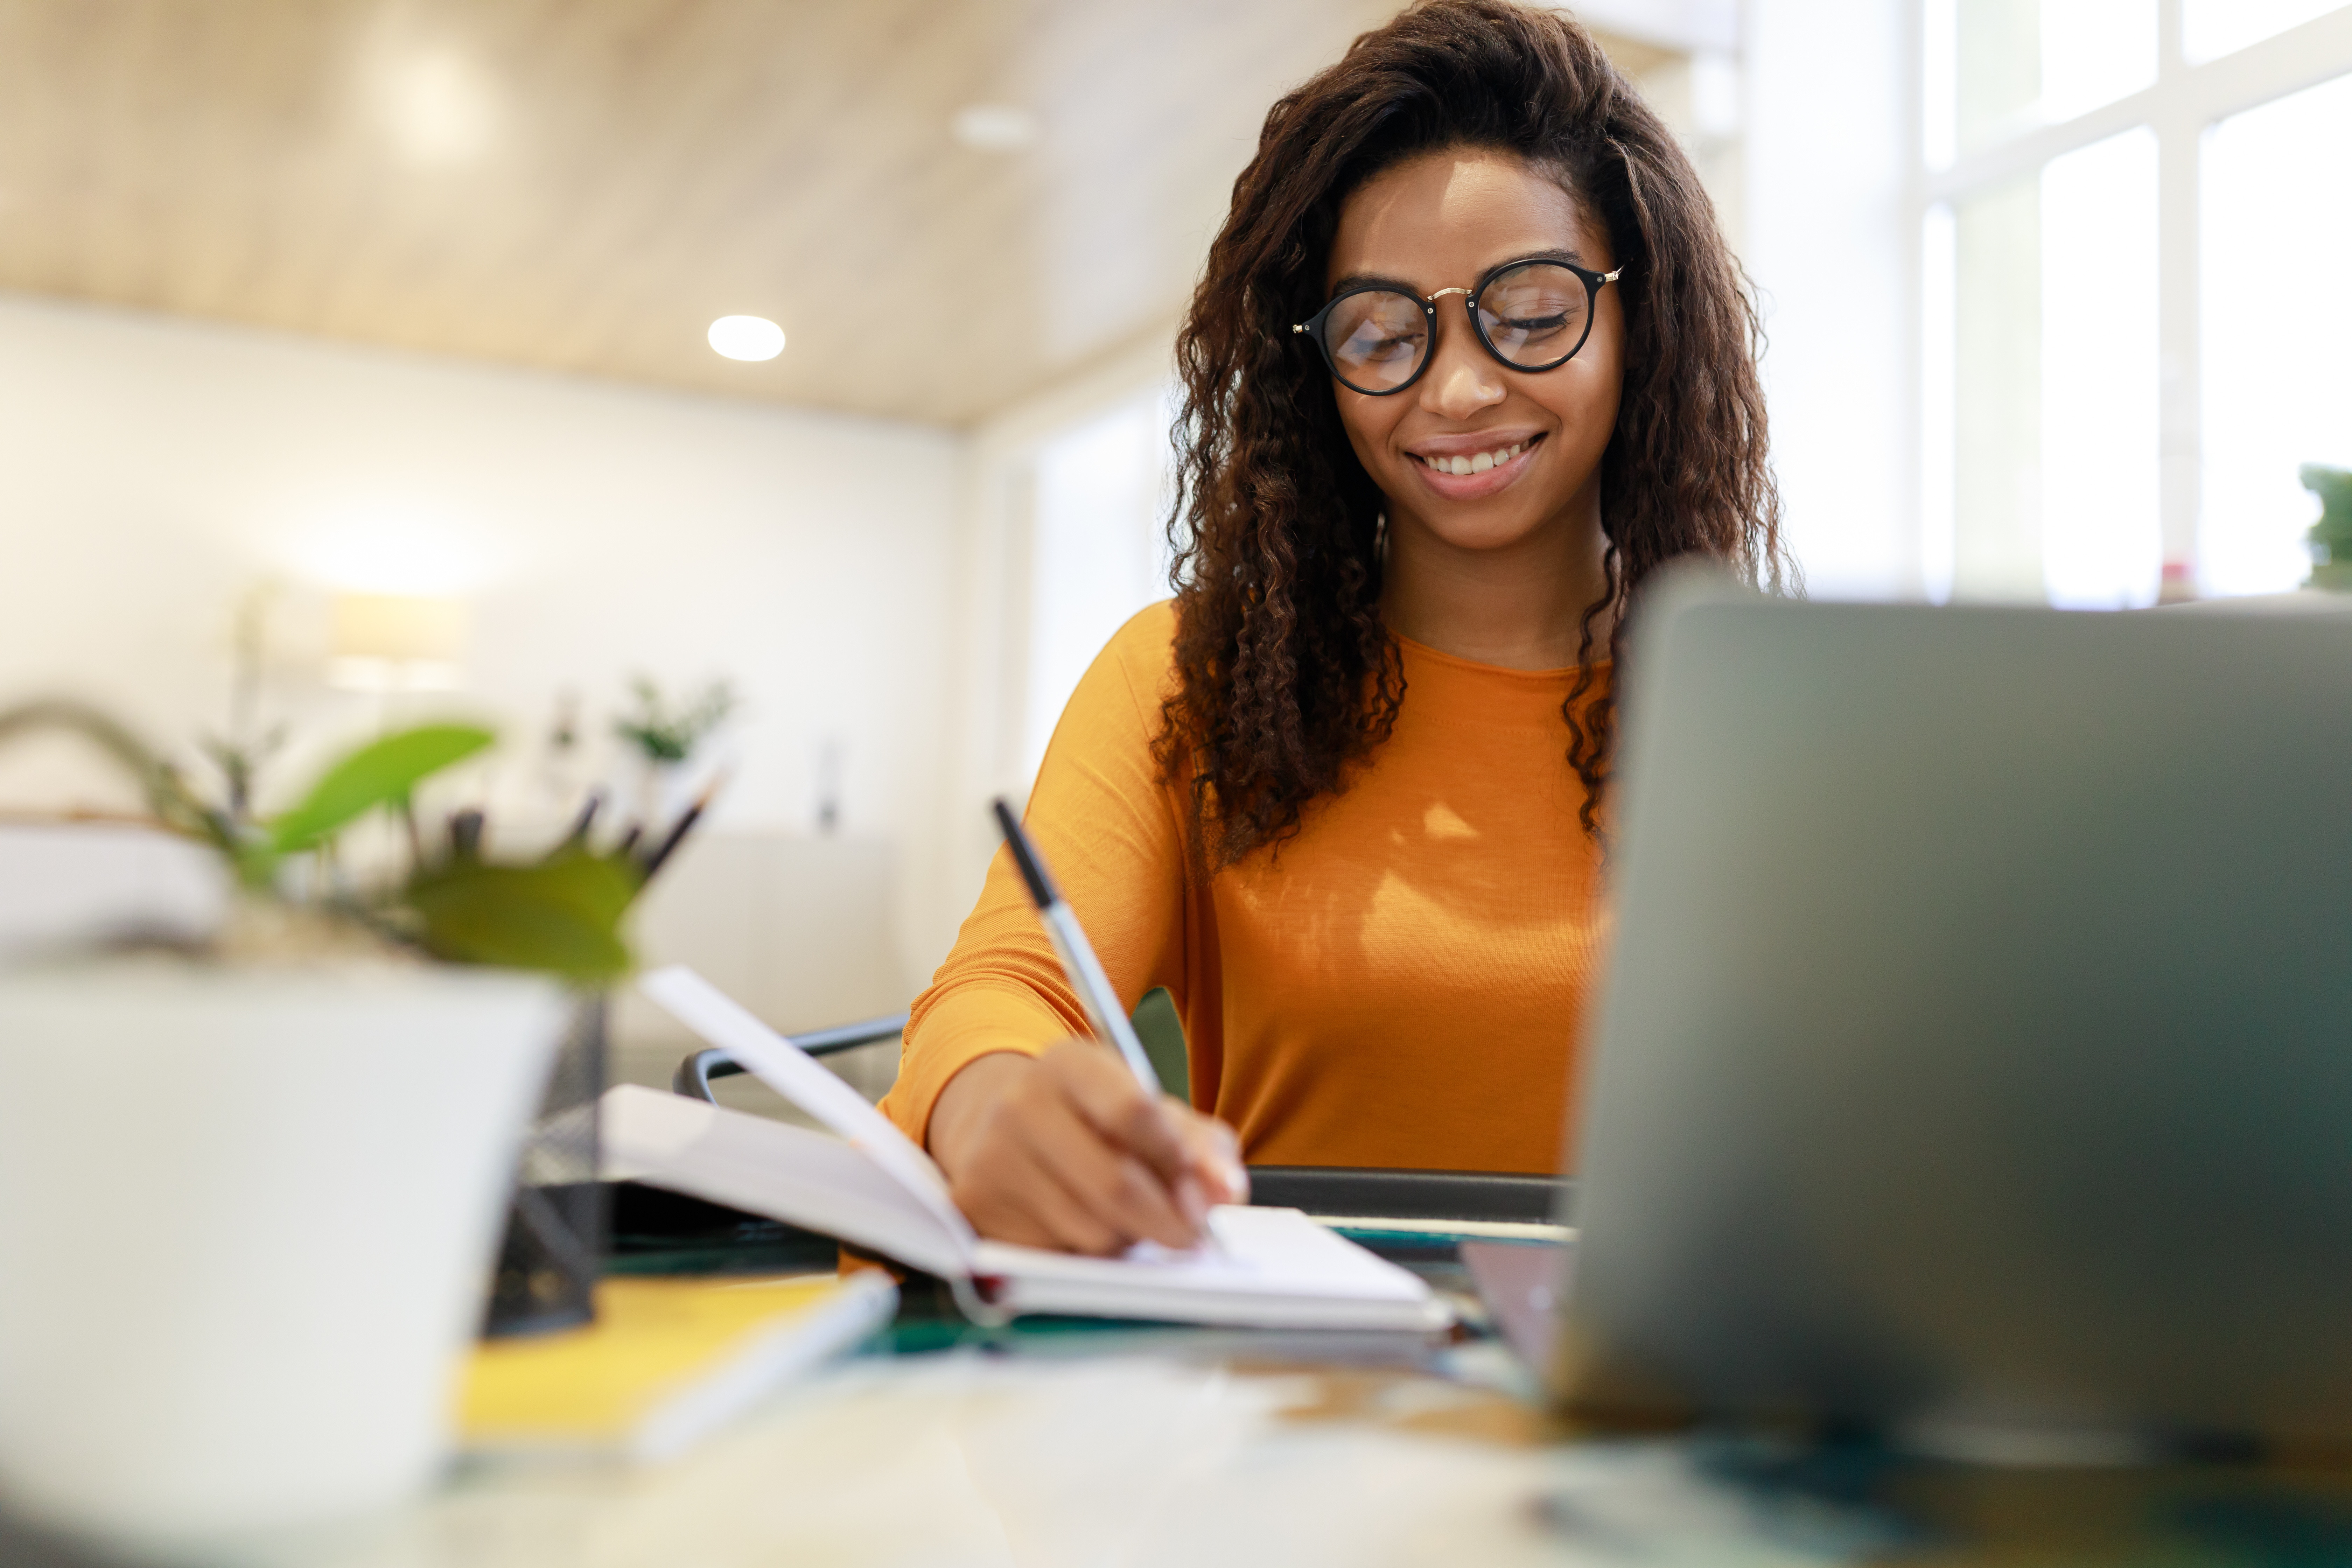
[672,1013,909,1099]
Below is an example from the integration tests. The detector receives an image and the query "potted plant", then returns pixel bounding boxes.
[0,701,637,1549]
[612,674,735,825]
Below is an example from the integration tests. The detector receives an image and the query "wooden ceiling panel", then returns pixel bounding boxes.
[0,1,1673,425]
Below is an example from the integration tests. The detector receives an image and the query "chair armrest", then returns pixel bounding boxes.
[670,1013,909,1103]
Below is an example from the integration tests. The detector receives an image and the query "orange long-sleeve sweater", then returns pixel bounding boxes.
[880,601,1608,1174]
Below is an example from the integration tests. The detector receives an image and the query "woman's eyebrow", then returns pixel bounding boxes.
[1503,246,1590,270]
[1324,247,1592,298]
[1326,269,1421,296]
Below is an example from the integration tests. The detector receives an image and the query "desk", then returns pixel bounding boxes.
[290,1348,1582,1568]
[136,1348,2352,1568]
[21,1270,2352,1566]
[144,1316,2352,1568]
[248,1331,2352,1568]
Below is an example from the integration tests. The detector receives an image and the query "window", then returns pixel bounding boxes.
[1921,0,2352,603]
[1020,389,1176,782]
[2198,72,2352,594]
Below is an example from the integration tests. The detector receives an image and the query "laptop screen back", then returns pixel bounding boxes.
[1556,586,2352,1448]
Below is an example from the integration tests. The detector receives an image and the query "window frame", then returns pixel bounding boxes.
[1914,1,2352,599]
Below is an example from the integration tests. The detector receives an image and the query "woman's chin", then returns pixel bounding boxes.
[1389,500,1562,556]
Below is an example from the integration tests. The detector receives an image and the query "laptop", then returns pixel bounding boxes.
[1483,577,2352,1453]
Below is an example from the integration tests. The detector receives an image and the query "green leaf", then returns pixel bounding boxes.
[271,724,495,853]
[404,854,639,981]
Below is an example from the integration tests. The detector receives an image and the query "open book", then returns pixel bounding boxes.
[606,966,1453,1333]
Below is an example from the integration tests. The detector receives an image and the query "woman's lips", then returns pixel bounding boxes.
[1407,435,1542,500]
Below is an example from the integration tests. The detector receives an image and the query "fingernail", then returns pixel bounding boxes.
[1222,1158,1250,1203]
[1176,1174,1209,1230]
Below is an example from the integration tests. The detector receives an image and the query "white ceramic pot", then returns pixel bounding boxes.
[0,958,564,1546]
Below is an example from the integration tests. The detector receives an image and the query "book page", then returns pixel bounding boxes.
[639,965,976,1257]
[971,1205,1431,1302]
[602,1085,969,1279]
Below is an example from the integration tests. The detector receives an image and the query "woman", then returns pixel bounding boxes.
[879,0,1784,1253]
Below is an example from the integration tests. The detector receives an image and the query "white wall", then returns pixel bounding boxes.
[0,293,962,1000]
[918,329,1181,977]
[1744,0,1919,598]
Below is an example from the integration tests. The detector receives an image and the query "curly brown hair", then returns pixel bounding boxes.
[1155,0,1787,865]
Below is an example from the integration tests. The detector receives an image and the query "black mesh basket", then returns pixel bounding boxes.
[482,993,607,1338]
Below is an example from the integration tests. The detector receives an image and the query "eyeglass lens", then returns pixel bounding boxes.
[1320,290,1431,394]
[1317,262,1594,394]
[1474,263,1592,369]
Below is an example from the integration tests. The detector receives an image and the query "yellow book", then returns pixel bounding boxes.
[458,1272,897,1461]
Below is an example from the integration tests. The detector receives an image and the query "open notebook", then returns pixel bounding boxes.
[608,966,1453,1333]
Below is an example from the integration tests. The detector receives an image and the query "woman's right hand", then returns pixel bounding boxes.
[926,1043,1249,1255]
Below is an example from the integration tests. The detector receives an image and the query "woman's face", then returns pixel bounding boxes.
[1323,148,1623,558]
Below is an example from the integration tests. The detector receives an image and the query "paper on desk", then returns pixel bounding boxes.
[639,965,975,1251]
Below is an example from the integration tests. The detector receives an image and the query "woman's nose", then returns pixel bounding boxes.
[1418,309,1505,420]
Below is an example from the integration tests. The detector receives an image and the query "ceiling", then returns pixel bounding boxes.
[0,1,1684,427]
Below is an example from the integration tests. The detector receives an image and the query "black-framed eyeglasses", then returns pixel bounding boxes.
[1292,259,1624,397]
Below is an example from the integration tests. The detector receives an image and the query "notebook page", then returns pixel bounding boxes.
[970,1205,1434,1303]
[638,966,977,1257]
[601,1086,969,1279]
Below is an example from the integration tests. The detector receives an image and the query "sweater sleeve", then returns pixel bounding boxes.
[880,604,1190,1149]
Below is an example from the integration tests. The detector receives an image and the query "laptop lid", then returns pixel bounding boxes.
[1554,580,2352,1449]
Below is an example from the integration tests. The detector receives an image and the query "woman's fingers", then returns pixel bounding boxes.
[1032,1129,1198,1250]
[1031,1040,1255,1232]
[931,1042,1252,1254]
[1040,1041,1192,1186]
[991,1135,1128,1255]
[1171,1098,1250,1205]
[942,1048,1194,1251]
[1022,1048,1199,1247]
[947,1099,1120,1254]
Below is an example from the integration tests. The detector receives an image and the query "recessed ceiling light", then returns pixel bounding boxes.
[708,315,785,362]
[951,103,1041,152]
[379,50,497,164]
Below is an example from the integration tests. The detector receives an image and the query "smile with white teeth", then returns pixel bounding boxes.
[1420,442,1526,476]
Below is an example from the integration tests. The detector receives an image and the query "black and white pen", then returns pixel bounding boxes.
[991,797,1163,1094]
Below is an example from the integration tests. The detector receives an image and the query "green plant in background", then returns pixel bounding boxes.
[0,702,637,980]
[2304,464,2352,592]
[613,677,736,766]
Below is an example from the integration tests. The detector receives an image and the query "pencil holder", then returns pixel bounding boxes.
[482,992,608,1337]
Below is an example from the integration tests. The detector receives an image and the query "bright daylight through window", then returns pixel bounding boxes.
[1921,0,2352,605]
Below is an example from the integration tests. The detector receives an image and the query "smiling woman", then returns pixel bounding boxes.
[1314,153,1628,676]
[882,0,1787,1255]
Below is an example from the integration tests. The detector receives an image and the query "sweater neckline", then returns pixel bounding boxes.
[1392,631,1610,683]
